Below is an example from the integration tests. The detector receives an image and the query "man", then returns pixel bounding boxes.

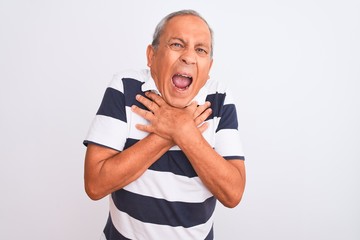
[84,9,246,240]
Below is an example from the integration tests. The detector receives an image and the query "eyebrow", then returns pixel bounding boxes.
[168,37,210,49]
[168,37,186,44]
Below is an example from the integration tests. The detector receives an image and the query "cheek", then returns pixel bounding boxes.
[193,76,208,91]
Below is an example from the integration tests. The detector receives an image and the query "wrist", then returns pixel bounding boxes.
[149,133,175,148]
[173,124,202,148]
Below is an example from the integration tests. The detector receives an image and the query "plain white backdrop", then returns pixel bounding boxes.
[1,0,359,239]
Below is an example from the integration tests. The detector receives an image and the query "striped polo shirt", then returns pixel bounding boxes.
[84,69,245,240]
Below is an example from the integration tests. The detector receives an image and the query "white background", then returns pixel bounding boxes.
[1,0,359,239]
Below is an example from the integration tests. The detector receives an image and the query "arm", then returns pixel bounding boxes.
[84,133,172,200]
[84,98,212,200]
[133,92,246,208]
[174,129,246,208]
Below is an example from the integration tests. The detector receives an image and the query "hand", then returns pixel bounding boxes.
[131,91,212,141]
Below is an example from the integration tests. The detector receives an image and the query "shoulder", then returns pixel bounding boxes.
[108,69,150,92]
[204,78,227,95]
[204,78,236,105]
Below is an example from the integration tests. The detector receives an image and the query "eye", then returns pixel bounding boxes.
[196,47,208,56]
[170,42,184,50]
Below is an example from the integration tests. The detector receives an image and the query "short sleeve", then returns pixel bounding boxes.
[83,74,128,151]
[214,90,245,160]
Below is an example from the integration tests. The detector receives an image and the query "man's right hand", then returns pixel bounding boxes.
[131,91,212,142]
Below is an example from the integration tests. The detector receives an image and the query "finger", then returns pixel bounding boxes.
[198,122,209,133]
[136,94,159,113]
[145,91,166,107]
[131,105,155,121]
[186,101,198,112]
[187,101,198,108]
[193,101,211,119]
[135,123,153,133]
[194,108,212,126]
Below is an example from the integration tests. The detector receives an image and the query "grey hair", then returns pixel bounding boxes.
[151,9,214,58]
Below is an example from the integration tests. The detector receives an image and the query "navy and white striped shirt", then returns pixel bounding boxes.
[84,69,245,240]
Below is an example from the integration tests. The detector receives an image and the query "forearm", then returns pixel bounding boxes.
[174,130,246,208]
[130,92,245,206]
[85,133,173,200]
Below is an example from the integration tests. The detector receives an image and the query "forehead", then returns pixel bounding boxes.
[162,15,211,43]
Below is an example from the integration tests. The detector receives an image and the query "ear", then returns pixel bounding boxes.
[146,45,154,67]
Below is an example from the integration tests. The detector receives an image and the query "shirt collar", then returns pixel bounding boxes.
[142,71,160,95]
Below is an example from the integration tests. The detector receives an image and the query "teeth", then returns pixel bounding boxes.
[177,74,192,79]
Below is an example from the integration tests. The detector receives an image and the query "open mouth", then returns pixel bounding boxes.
[172,74,193,91]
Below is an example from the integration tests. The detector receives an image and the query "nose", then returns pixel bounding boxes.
[180,49,197,65]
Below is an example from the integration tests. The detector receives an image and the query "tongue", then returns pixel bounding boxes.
[172,75,191,89]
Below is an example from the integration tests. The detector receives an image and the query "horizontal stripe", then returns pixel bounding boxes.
[102,221,214,240]
[224,155,245,160]
[109,69,148,90]
[204,77,226,95]
[107,74,124,93]
[112,189,216,228]
[109,196,215,240]
[223,90,235,105]
[123,139,197,177]
[103,214,130,240]
[123,169,212,202]
[216,103,239,132]
[83,140,121,152]
[85,115,127,151]
[108,69,149,93]
[149,150,197,177]
[122,78,146,108]
[205,92,226,120]
[97,87,127,122]
[215,129,244,158]
[201,119,216,147]
[125,106,149,141]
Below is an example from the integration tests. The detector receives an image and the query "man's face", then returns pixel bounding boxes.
[147,15,213,108]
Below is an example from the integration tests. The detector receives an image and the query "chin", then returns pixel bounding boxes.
[169,102,188,109]
[166,98,191,109]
